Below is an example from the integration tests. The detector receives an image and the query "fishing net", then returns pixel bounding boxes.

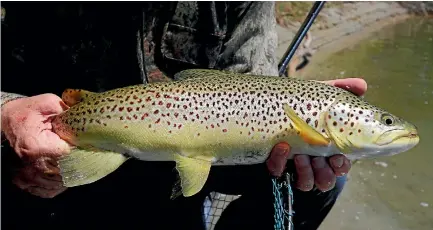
[272,173,295,230]
[202,173,294,230]
[202,192,242,230]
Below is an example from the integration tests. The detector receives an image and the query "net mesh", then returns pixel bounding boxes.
[202,192,241,230]
[202,173,293,230]
[272,173,294,230]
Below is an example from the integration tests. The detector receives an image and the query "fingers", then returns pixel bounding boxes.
[294,155,314,191]
[33,156,61,174]
[36,130,71,157]
[35,93,69,115]
[26,186,67,199]
[329,155,351,177]
[13,166,64,190]
[13,163,66,198]
[311,157,336,192]
[266,142,291,177]
[324,78,368,96]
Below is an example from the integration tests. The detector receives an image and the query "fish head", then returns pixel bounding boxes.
[325,94,419,159]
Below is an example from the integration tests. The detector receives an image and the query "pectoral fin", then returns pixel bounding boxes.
[58,148,129,187]
[62,89,97,107]
[171,154,212,199]
[283,103,330,146]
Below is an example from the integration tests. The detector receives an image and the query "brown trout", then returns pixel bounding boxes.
[52,69,419,198]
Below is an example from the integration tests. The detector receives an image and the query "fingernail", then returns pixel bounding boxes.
[275,146,289,157]
[332,157,344,168]
[312,157,326,169]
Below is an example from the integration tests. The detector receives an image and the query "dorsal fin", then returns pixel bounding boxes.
[62,89,97,107]
[174,69,233,81]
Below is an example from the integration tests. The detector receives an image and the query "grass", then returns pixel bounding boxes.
[275,1,345,28]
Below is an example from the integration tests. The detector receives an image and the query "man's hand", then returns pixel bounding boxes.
[1,94,71,198]
[266,78,368,192]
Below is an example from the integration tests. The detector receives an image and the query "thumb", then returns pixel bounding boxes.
[266,142,291,177]
[33,130,72,158]
[35,94,69,115]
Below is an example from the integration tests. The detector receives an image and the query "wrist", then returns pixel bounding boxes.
[1,92,27,136]
[1,92,27,109]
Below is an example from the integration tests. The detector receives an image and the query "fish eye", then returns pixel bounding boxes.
[381,114,394,126]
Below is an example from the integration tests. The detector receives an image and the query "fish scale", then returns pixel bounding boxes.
[52,69,419,198]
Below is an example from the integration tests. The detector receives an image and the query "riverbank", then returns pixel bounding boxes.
[274,2,433,230]
[275,1,432,75]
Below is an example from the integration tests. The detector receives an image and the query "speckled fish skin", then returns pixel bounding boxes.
[52,69,419,166]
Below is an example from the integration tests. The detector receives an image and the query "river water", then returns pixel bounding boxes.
[303,17,433,230]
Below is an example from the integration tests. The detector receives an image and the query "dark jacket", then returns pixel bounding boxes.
[1,2,280,230]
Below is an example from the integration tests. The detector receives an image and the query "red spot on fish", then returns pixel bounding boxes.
[211,124,215,128]
[158,101,163,105]
[166,103,172,108]
[174,113,179,118]
[183,105,188,109]
[119,107,124,112]
[126,116,131,120]
[146,97,151,102]
[133,114,138,120]
[174,97,180,101]
[155,118,160,124]
[312,111,318,116]
[100,108,105,113]
[141,113,148,120]
[178,124,182,129]
[133,95,138,100]
[307,103,312,111]
[223,129,227,132]
[154,110,159,114]
[127,107,133,112]
[156,93,161,98]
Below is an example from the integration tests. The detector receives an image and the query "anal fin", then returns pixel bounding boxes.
[283,103,330,146]
[171,154,212,199]
[58,148,129,187]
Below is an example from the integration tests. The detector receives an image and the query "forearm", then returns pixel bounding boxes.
[216,2,279,76]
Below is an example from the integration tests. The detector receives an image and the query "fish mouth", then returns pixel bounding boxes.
[375,129,419,146]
